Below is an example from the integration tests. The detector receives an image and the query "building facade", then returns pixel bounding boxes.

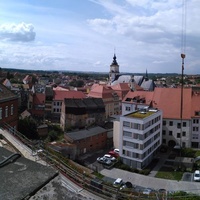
[60,98,105,131]
[0,83,18,131]
[119,108,162,169]
[64,126,107,158]
[88,84,120,118]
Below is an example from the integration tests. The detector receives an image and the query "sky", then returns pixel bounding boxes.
[0,0,200,74]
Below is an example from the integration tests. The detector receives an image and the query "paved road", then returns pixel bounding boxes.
[100,168,200,195]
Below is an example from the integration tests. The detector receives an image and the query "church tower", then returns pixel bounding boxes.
[109,54,119,85]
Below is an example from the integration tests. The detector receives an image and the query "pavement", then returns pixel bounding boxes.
[100,150,200,195]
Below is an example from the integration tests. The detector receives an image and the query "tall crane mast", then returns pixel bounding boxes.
[180,0,187,161]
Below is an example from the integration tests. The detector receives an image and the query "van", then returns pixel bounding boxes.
[113,178,123,187]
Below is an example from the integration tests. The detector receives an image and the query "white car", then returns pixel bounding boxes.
[114,148,119,154]
[113,178,123,187]
[104,154,112,159]
[142,188,152,195]
[97,157,107,163]
[194,170,200,181]
[104,154,116,162]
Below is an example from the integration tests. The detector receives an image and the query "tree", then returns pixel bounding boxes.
[18,118,39,139]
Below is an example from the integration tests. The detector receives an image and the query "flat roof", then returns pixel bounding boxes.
[0,147,58,200]
[65,126,106,141]
[125,110,158,119]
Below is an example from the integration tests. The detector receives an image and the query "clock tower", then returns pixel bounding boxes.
[109,54,119,85]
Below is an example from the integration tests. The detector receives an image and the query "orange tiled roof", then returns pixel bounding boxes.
[111,83,130,91]
[88,84,116,99]
[54,90,86,101]
[123,87,198,120]
[33,93,45,105]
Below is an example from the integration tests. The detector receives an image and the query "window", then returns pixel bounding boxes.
[169,121,173,126]
[193,119,199,124]
[163,120,166,126]
[193,127,199,132]
[177,123,181,129]
[5,106,8,118]
[0,107,2,119]
[123,121,130,127]
[123,131,132,137]
[182,131,186,137]
[125,106,130,111]
[182,142,186,148]
[162,130,166,135]
[169,131,172,136]
[11,104,13,115]
[177,133,180,138]
[195,111,200,116]
[163,139,166,144]
[183,122,186,127]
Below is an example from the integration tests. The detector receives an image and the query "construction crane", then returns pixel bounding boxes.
[179,0,187,166]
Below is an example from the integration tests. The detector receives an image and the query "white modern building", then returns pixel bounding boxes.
[119,108,162,169]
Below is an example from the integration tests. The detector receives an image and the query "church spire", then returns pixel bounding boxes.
[111,53,118,66]
[145,69,149,81]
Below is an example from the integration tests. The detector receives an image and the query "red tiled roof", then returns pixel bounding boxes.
[54,90,86,101]
[88,84,115,99]
[123,87,197,120]
[152,88,192,119]
[53,86,69,91]
[111,83,130,91]
[33,93,45,104]
[123,90,154,106]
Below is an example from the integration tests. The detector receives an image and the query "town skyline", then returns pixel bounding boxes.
[0,0,200,74]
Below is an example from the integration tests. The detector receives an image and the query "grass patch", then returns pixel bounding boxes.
[155,166,183,180]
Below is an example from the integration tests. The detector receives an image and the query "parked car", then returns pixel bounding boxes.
[103,154,112,159]
[113,178,123,187]
[114,148,119,154]
[194,170,200,181]
[97,157,103,163]
[97,157,107,164]
[104,154,116,162]
[108,151,119,158]
[142,188,152,195]
[104,159,112,166]
[120,181,133,190]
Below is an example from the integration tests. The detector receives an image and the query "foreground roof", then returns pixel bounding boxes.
[0,147,58,200]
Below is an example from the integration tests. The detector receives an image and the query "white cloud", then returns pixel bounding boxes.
[0,22,36,42]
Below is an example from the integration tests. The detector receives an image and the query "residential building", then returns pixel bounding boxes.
[88,84,120,118]
[64,126,107,158]
[111,83,130,113]
[0,83,18,131]
[122,87,200,148]
[52,89,86,122]
[119,108,162,169]
[44,85,54,120]
[60,98,105,131]
[28,92,45,120]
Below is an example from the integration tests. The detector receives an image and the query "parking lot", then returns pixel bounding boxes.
[78,148,119,172]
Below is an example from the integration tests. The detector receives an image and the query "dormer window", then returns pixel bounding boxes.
[195,111,200,116]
